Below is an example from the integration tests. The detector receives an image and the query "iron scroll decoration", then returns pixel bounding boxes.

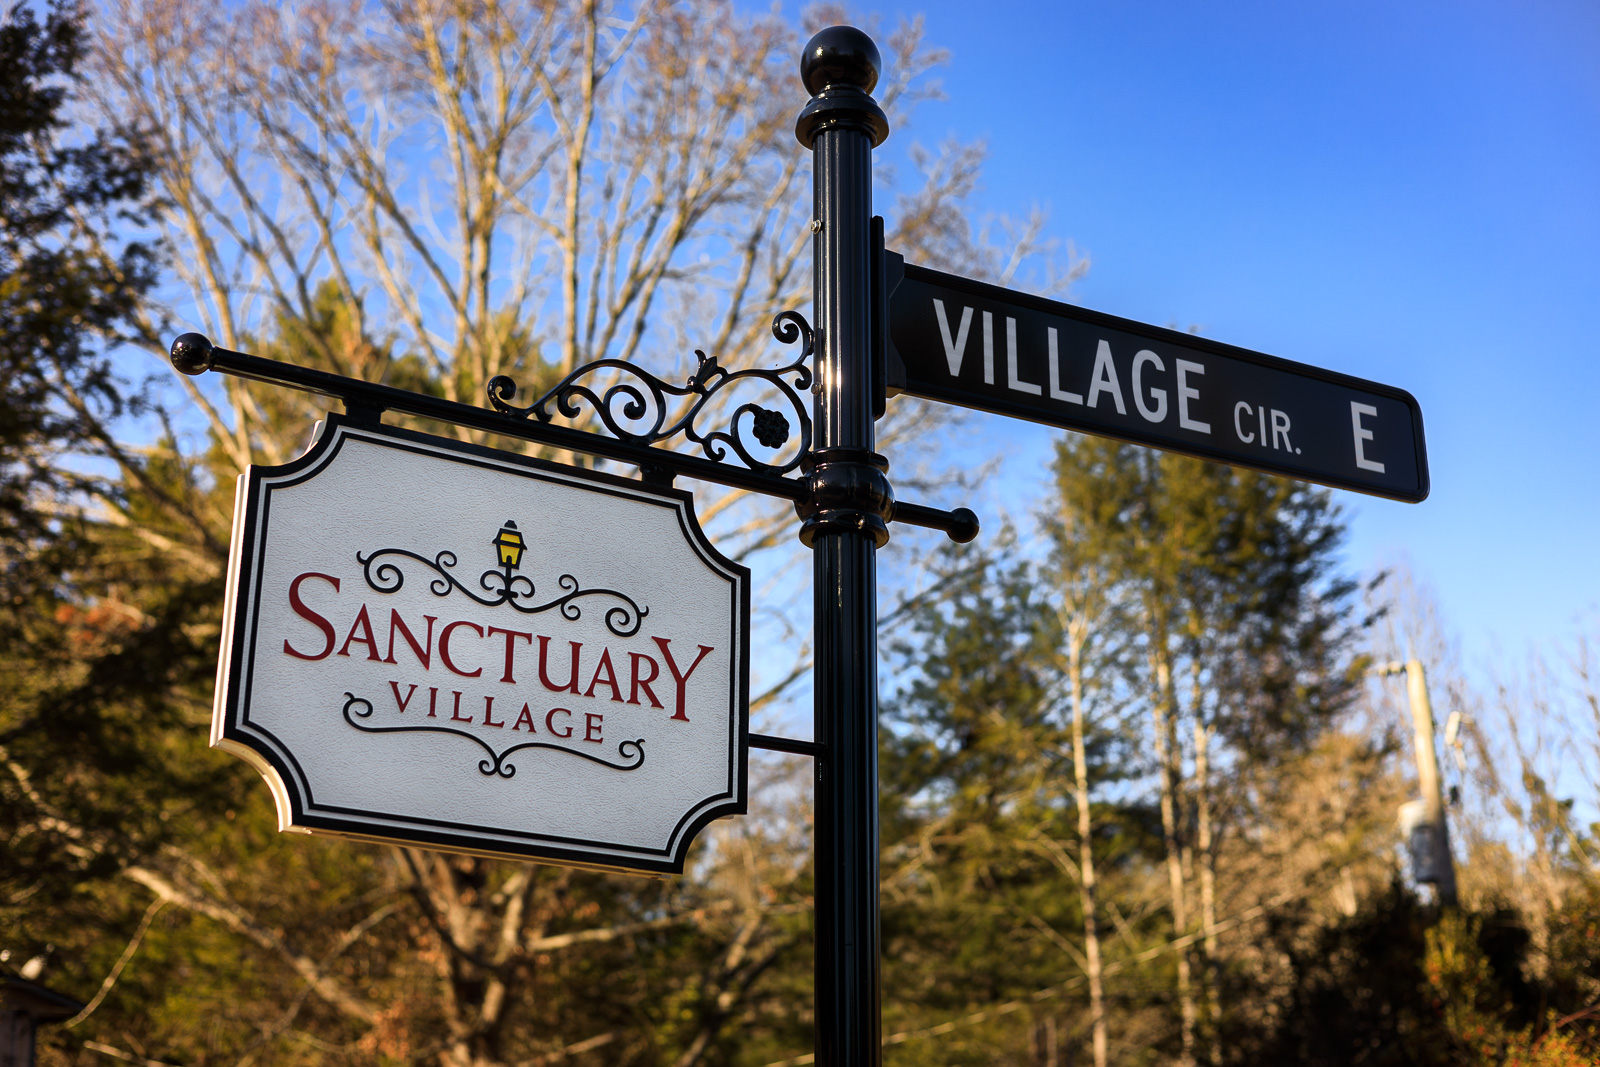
[486,311,815,477]
[342,694,647,778]
[355,547,648,638]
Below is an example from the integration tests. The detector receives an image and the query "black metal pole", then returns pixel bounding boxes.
[795,27,891,1066]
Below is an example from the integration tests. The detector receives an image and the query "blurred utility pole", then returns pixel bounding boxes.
[1379,658,1459,906]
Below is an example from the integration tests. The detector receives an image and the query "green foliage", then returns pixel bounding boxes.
[880,545,1085,1060]
[0,0,159,561]
[1049,433,1362,757]
[1421,905,1600,1066]
[1247,879,1442,1064]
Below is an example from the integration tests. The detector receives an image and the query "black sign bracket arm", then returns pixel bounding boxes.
[167,333,978,543]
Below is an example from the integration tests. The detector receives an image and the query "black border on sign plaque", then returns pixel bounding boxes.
[214,413,751,876]
[888,258,1431,504]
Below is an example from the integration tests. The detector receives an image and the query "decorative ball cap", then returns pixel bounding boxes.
[800,26,881,97]
[947,508,980,544]
[170,332,215,375]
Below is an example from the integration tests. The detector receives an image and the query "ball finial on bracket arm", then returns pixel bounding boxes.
[800,25,881,96]
[170,332,216,376]
[795,26,889,148]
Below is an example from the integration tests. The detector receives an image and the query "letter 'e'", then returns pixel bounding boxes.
[1351,402,1386,473]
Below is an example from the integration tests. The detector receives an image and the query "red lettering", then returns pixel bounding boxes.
[389,681,417,712]
[537,636,582,694]
[427,687,439,718]
[482,695,504,728]
[652,637,715,722]
[284,572,340,660]
[628,652,663,707]
[486,626,532,683]
[439,620,484,678]
[337,604,382,661]
[512,703,537,731]
[546,707,574,738]
[583,648,623,702]
[449,690,471,723]
[384,611,436,669]
[584,712,604,743]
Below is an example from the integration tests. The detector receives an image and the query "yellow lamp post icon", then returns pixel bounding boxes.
[492,520,526,571]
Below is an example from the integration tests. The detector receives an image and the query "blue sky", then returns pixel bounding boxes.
[787,0,1599,662]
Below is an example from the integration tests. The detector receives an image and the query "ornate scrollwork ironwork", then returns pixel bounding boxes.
[355,549,647,638]
[485,311,814,476]
[342,693,646,777]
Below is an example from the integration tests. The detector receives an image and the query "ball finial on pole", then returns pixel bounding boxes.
[800,26,881,96]
[795,26,889,148]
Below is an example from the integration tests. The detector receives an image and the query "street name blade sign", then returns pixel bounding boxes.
[885,256,1429,502]
[213,416,750,875]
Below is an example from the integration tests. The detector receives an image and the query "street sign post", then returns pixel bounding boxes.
[796,26,893,1063]
[885,257,1430,502]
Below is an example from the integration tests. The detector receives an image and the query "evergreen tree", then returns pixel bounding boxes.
[879,541,1151,1062]
[1048,434,1364,1064]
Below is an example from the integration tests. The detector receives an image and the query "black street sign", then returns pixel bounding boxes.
[885,256,1430,502]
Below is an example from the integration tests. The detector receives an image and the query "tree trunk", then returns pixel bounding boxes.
[1152,648,1196,1067]
[1033,1014,1060,1067]
[1195,717,1221,1067]
[1068,618,1108,1067]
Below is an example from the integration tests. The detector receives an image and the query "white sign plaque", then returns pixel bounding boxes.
[212,417,749,874]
